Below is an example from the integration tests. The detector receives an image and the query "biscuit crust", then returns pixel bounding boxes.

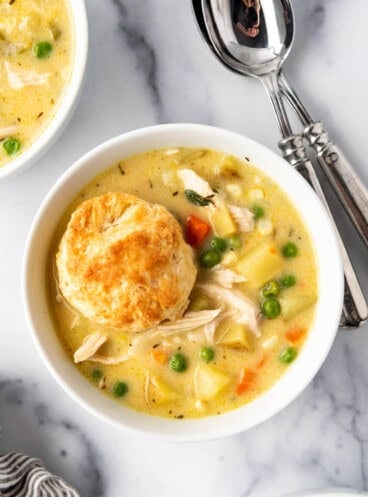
[56,192,197,331]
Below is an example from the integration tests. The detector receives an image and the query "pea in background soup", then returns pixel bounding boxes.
[48,147,318,419]
[0,0,74,167]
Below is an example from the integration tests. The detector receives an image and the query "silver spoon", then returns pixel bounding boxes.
[192,0,368,327]
[279,73,368,251]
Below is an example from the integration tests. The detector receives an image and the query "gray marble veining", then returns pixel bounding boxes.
[0,1,368,496]
[112,0,164,121]
[0,379,105,496]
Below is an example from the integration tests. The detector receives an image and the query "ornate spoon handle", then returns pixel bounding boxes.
[261,71,366,328]
[304,121,368,247]
[279,72,368,249]
[279,136,368,328]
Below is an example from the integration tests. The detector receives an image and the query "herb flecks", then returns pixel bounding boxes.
[184,189,213,206]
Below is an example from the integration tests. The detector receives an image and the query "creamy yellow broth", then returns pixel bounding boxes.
[0,0,74,168]
[48,148,318,419]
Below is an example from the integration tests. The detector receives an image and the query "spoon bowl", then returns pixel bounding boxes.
[192,0,368,326]
[202,0,293,77]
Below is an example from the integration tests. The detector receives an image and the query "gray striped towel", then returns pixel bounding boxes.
[0,452,80,497]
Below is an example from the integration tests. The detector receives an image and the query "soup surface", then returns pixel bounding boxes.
[0,0,74,168]
[49,148,318,419]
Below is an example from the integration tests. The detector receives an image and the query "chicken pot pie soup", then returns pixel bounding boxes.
[0,0,74,168]
[48,147,318,419]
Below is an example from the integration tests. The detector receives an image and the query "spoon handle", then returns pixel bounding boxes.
[304,122,368,248]
[279,72,368,250]
[279,135,368,328]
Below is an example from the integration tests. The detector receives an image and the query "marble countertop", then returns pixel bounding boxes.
[1,1,368,496]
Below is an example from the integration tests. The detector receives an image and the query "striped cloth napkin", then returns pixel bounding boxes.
[0,452,80,497]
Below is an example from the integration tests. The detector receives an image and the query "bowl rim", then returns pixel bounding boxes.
[22,123,344,441]
[0,0,89,181]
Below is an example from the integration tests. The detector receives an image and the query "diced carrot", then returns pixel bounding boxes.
[255,355,268,370]
[185,215,211,247]
[236,368,256,395]
[150,349,168,364]
[269,246,277,254]
[285,326,306,344]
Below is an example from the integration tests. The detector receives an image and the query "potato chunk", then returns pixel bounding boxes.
[189,293,211,312]
[194,365,230,400]
[280,293,317,321]
[218,323,251,350]
[236,243,284,288]
[210,202,237,237]
[150,375,179,405]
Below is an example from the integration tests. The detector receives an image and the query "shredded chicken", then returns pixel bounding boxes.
[261,335,278,349]
[203,310,233,344]
[74,331,131,364]
[227,204,254,232]
[210,264,247,288]
[177,168,254,233]
[0,125,18,140]
[0,40,24,57]
[197,284,261,337]
[87,352,131,365]
[177,168,214,198]
[74,331,107,363]
[152,308,222,336]
[164,148,180,156]
[4,61,50,90]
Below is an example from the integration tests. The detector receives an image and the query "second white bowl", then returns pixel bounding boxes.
[0,0,88,181]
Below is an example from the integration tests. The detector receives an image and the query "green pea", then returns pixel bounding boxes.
[169,353,187,372]
[261,298,281,319]
[280,275,296,288]
[210,237,227,252]
[91,368,103,381]
[200,346,214,362]
[227,235,242,249]
[199,249,221,268]
[262,280,280,298]
[282,242,298,258]
[252,204,264,220]
[33,41,53,58]
[3,137,21,155]
[113,381,128,398]
[279,347,297,364]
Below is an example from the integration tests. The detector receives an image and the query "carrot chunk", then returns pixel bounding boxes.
[236,368,256,395]
[285,326,306,344]
[150,349,169,364]
[185,215,211,247]
[255,355,268,370]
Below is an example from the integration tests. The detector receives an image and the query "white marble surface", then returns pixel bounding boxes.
[1,1,368,496]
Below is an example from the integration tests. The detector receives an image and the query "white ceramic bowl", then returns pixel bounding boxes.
[281,490,367,497]
[0,0,88,181]
[23,124,343,441]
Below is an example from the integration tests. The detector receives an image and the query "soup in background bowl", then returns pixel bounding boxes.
[23,124,343,441]
[0,0,88,180]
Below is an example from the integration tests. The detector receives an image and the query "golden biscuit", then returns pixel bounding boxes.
[56,192,197,331]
